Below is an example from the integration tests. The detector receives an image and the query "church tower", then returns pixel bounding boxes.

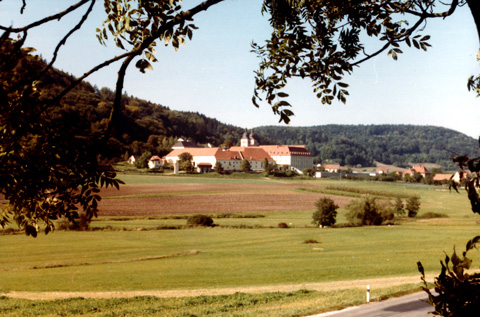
[249,130,258,146]
[240,130,249,147]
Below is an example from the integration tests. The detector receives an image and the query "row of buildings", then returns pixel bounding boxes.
[139,131,314,173]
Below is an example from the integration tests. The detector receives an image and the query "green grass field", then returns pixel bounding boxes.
[1,175,479,315]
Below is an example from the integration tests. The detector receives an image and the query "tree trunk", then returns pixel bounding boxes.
[467,0,480,46]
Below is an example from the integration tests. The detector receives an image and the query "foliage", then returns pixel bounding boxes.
[240,159,252,173]
[0,35,124,237]
[135,151,152,169]
[302,168,315,177]
[345,196,394,226]
[406,196,421,217]
[418,236,480,316]
[214,161,224,174]
[186,214,214,227]
[253,1,476,123]
[312,197,339,227]
[393,197,405,217]
[178,152,194,173]
[254,125,478,169]
[57,213,91,231]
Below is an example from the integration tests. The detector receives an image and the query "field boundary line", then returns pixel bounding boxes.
[0,250,199,272]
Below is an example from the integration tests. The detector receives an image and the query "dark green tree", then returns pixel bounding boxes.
[393,197,405,217]
[406,196,421,217]
[178,152,194,173]
[135,151,152,169]
[214,161,224,174]
[312,197,339,227]
[240,159,252,173]
[345,196,394,226]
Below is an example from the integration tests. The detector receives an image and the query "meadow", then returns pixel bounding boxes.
[1,174,480,316]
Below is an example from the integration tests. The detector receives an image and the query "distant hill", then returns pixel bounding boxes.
[253,125,479,169]
[28,56,478,169]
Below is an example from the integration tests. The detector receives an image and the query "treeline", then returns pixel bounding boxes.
[254,125,479,169]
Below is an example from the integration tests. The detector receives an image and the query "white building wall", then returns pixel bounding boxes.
[192,155,216,168]
[271,155,291,166]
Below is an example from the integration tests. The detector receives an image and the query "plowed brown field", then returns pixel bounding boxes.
[98,183,351,216]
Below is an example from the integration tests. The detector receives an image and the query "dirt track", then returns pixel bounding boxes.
[2,274,431,300]
[98,183,351,216]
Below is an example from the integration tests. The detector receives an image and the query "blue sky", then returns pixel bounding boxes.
[2,1,480,138]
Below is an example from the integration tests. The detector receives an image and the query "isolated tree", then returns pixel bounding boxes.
[2,0,480,236]
[393,197,406,217]
[135,151,152,169]
[178,152,194,173]
[312,197,339,227]
[214,161,224,174]
[406,196,421,217]
[240,159,252,173]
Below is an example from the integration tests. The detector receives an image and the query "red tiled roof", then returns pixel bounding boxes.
[413,165,430,174]
[433,174,453,181]
[258,145,312,157]
[323,164,341,170]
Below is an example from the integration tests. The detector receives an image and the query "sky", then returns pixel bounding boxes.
[2,0,480,138]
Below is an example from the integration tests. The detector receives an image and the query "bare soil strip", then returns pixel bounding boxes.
[1,275,433,300]
[98,183,351,216]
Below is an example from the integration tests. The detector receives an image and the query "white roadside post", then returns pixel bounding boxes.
[367,285,370,303]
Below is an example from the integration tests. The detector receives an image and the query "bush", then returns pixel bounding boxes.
[187,214,214,227]
[312,197,339,227]
[345,196,394,226]
[57,213,91,231]
[278,222,289,228]
[406,196,421,217]
[393,197,405,217]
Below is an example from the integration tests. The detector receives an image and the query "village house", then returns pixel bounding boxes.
[376,167,389,175]
[322,164,341,173]
[148,155,163,170]
[404,165,431,178]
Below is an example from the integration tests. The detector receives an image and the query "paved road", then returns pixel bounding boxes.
[312,292,433,317]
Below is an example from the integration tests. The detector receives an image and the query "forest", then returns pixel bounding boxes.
[34,57,478,170]
[255,125,479,169]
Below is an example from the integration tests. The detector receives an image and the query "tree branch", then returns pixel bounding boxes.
[0,0,90,32]
[36,0,96,82]
[352,13,427,67]
[403,0,459,18]
[104,0,226,138]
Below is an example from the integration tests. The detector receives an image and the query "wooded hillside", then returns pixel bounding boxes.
[254,125,478,169]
